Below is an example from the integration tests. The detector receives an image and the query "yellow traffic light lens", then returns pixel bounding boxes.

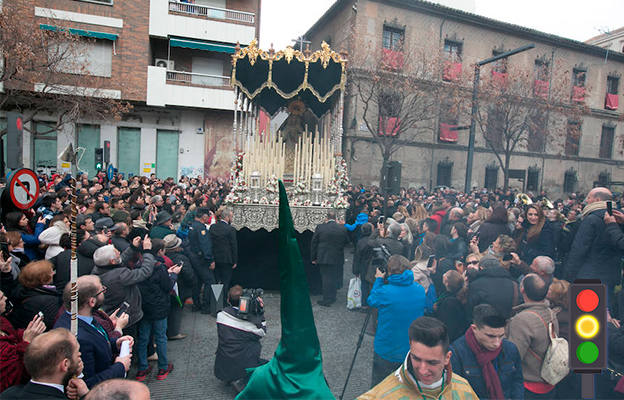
[575,315,599,339]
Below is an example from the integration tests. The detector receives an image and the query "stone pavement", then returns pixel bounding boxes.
[143,248,374,400]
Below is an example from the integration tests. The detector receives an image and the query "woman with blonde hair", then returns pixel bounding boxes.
[410,202,428,223]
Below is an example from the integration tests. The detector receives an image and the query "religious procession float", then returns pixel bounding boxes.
[225,39,350,232]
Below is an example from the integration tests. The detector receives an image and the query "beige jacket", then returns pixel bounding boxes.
[506,301,558,383]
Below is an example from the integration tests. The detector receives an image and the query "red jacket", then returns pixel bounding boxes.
[430,209,448,234]
[0,316,30,393]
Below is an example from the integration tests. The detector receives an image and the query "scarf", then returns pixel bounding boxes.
[581,201,607,218]
[465,326,505,400]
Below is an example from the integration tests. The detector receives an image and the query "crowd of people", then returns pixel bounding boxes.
[330,184,624,399]
[0,171,241,399]
[1,167,624,399]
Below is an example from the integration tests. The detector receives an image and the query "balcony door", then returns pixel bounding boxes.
[192,57,224,86]
[156,130,179,180]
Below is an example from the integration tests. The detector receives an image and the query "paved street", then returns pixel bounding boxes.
[143,248,374,400]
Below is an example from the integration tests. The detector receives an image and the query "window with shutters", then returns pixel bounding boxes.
[527,168,540,192]
[437,161,453,187]
[484,166,498,190]
[599,125,615,159]
[565,120,581,156]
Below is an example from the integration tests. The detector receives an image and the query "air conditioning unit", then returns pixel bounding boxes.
[155,58,174,70]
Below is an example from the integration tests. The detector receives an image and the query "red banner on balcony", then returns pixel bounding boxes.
[606,93,619,110]
[491,71,508,88]
[378,116,400,136]
[572,86,585,102]
[439,123,458,143]
[381,48,404,70]
[534,79,549,99]
[258,109,270,136]
[443,61,462,81]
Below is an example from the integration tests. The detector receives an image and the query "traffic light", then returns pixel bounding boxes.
[569,280,606,372]
[103,140,110,164]
[6,112,24,169]
[95,148,103,171]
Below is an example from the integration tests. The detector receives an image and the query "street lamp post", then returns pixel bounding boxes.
[464,44,535,193]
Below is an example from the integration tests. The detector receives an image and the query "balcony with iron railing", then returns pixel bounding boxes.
[168,1,255,24]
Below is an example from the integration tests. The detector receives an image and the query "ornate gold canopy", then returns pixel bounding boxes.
[231,39,348,117]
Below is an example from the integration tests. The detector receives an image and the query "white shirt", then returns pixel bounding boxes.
[30,379,65,394]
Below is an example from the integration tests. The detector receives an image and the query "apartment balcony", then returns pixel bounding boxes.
[149,0,256,46]
[168,1,255,24]
[147,66,234,110]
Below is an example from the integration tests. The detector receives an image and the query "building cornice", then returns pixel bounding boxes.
[304,0,624,63]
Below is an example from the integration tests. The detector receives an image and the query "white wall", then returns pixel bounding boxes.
[147,66,235,110]
[149,0,255,44]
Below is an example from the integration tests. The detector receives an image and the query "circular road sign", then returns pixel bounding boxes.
[9,168,40,210]
[107,164,115,181]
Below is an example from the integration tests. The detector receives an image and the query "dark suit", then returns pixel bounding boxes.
[311,220,349,303]
[54,312,125,388]
[0,381,65,399]
[188,219,215,311]
[210,220,238,306]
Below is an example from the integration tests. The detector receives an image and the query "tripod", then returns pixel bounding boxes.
[339,307,374,400]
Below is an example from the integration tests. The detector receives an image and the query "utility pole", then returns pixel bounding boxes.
[464,44,535,192]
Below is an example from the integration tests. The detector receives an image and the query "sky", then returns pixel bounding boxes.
[260,0,624,51]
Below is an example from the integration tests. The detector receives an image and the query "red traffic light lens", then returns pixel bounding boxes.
[576,289,599,312]
[16,117,23,131]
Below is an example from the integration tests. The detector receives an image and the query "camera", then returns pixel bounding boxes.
[371,244,391,273]
[238,288,264,321]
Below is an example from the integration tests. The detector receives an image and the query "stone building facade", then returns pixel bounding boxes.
[1,0,260,180]
[304,0,624,196]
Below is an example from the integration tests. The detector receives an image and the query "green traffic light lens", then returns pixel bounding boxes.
[577,341,599,364]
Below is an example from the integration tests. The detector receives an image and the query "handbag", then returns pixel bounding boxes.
[347,277,362,310]
[540,319,570,385]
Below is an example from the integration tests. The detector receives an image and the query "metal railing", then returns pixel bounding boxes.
[166,70,230,87]
[168,1,255,24]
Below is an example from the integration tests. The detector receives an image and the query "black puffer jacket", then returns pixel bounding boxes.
[165,250,194,300]
[138,257,175,321]
[7,286,61,330]
[77,238,107,276]
[52,249,93,295]
[466,267,518,319]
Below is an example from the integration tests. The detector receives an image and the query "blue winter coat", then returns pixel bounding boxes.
[344,212,368,232]
[367,270,426,362]
[450,335,524,400]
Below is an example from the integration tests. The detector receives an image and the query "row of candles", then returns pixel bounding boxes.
[293,129,335,189]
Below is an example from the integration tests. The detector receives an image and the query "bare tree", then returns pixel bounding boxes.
[0,4,130,138]
[351,37,463,192]
[474,60,588,190]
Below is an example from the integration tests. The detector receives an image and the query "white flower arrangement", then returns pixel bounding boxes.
[266,175,279,194]
[334,156,349,190]
[271,197,280,205]
[293,181,308,195]
[259,196,269,204]
[334,196,349,209]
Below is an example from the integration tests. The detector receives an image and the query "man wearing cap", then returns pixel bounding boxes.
[163,234,193,340]
[188,207,215,314]
[150,211,176,239]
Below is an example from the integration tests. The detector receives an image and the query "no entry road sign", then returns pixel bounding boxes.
[9,168,40,209]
